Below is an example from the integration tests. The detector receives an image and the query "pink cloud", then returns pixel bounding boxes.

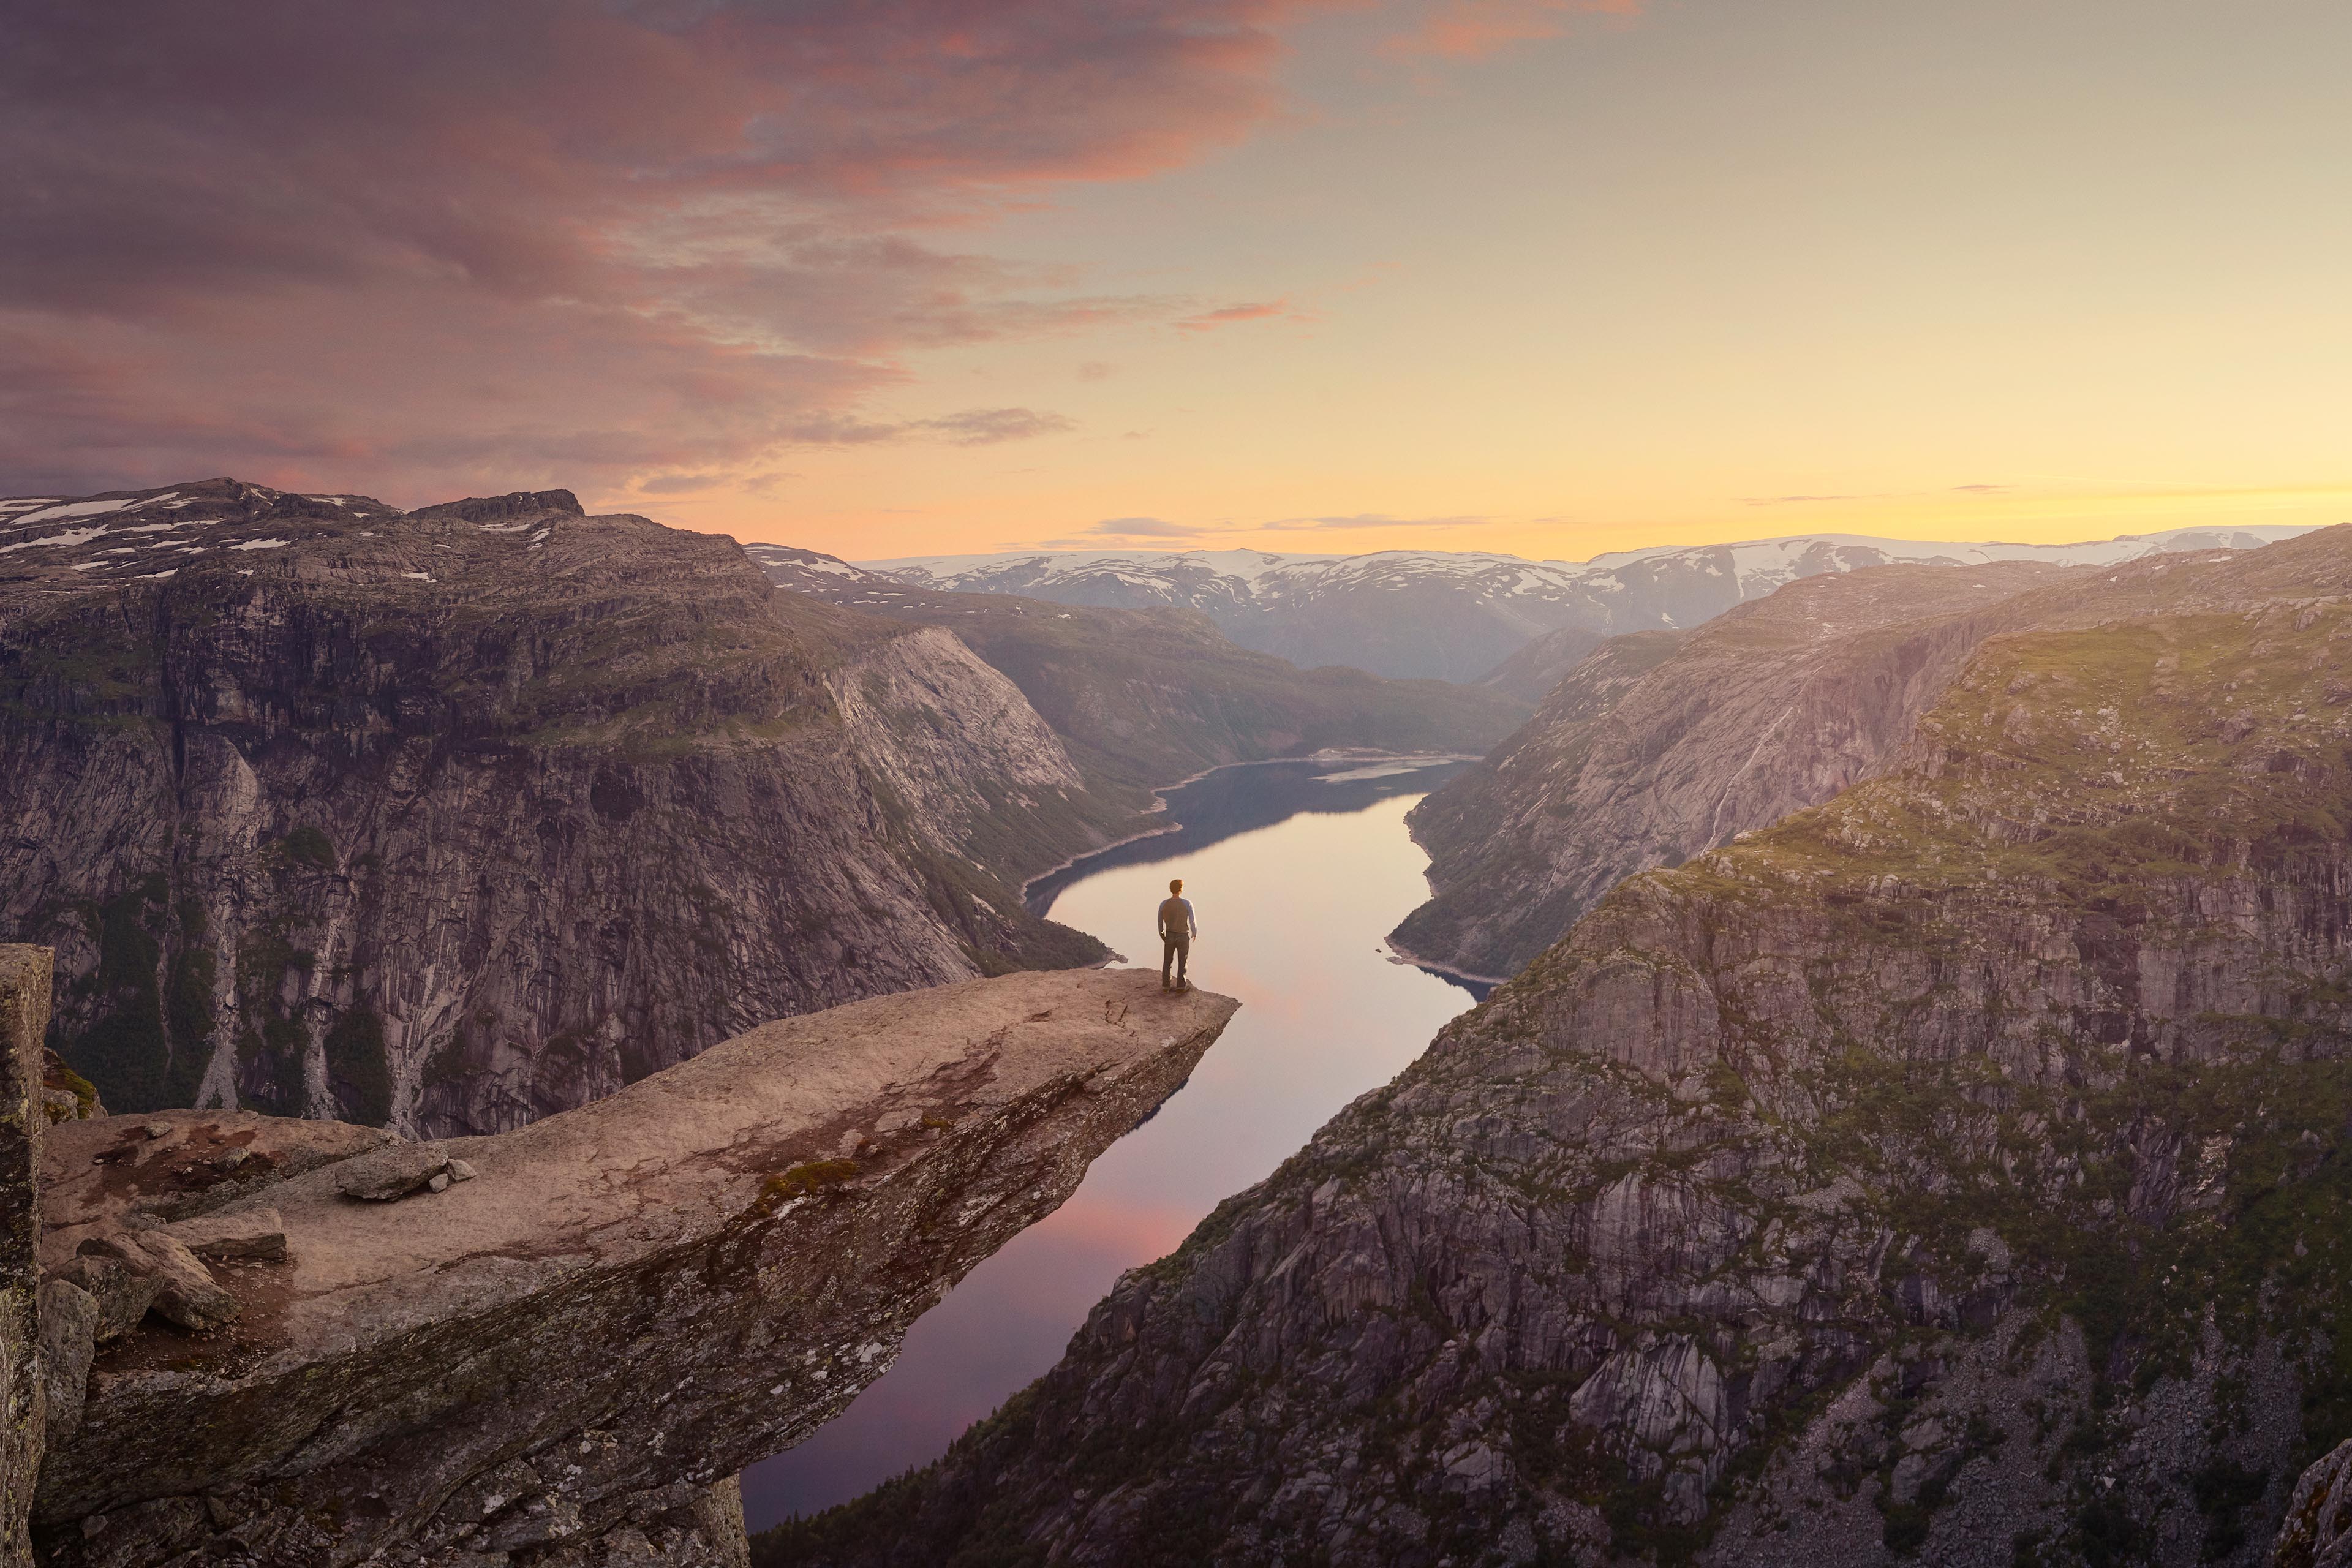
[0,1,1329,499]
[1173,298,1308,333]
[1384,0,1641,60]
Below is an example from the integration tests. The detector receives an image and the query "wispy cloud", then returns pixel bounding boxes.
[1020,508,1494,546]
[1384,0,1642,61]
[1743,483,2018,506]
[1264,512,1488,530]
[1075,516,1216,538]
[637,473,728,495]
[1174,298,1310,334]
[913,409,1079,446]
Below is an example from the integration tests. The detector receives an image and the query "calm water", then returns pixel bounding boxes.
[739,757,1482,1528]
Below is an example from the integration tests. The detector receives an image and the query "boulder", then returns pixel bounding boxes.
[75,1232,238,1333]
[333,1143,451,1202]
[52,1255,158,1344]
[160,1208,287,1264]
[39,1110,399,1268]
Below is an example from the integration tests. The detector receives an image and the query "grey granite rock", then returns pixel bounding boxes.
[159,1207,286,1264]
[36,1280,94,1444]
[332,1142,451,1201]
[0,946,48,1566]
[49,1258,155,1347]
[74,1232,236,1332]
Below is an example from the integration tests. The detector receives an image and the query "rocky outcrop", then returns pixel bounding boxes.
[1,480,1134,1136]
[747,546,1529,792]
[2275,1441,2352,1567]
[1395,561,2090,980]
[0,948,51,1567]
[769,526,2352,1567]
[29,967,1235,1567]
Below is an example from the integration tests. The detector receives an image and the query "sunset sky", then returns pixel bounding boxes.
[6,0,2348,562]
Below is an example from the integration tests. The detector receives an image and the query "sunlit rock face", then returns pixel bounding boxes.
[0,480,1128,1137]
[28,968,1235,1568]
[766,527,2352,1568]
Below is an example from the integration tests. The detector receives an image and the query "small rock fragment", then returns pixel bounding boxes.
[334,1142,452,1201]
[216,1146,251,1170]
[143,1122,172,1140]
[446,1158,477,1183]
[426,1172,451,1194]
[163,1207,288,1264]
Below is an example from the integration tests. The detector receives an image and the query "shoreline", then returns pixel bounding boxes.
[1378,935,1510,990]
[1382,777,1512,990]
[1019,749,1482,908]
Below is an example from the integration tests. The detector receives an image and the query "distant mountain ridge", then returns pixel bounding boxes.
[741,543,1528,791]
[848,527,2315,682]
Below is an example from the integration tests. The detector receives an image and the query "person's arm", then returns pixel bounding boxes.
[1187,899,1199,938]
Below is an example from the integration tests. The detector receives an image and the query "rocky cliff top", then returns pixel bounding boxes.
[36,967,1237,1565]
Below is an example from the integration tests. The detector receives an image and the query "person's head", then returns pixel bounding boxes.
[1169,878,1183,894]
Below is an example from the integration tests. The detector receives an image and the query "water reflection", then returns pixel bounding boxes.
[740,757,1480,1527]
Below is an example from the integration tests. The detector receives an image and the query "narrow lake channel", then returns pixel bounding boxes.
[739,756,1486,1528]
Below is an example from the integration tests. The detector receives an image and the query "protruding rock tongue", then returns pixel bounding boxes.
[31,969,1240,1568]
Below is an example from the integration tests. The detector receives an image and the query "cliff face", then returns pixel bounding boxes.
[1475,624,1610,706]
[1,481,1129,1136]
[30,967,1234,1568]
[772,527,2352,1567]
[1393,561,2104,981]
[745,546,1531,791]
[0,949,50,1567]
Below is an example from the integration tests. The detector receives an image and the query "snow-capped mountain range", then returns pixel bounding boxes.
[826,527,2315,683]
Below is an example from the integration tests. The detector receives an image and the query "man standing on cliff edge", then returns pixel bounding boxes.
[1158,878,1197,992]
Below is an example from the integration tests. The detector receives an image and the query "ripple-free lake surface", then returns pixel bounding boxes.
[740,757,1483,1528]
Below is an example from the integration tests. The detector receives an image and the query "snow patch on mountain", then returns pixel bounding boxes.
[826,526,2316,685]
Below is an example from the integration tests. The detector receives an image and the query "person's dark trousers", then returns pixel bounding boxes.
[1161,937,1189,987]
